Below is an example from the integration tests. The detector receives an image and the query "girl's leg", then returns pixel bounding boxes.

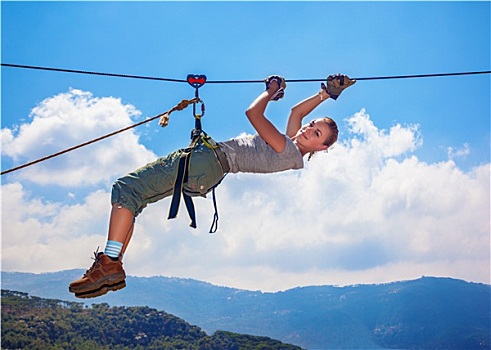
[69,203,132,297]
[121,222,134,255]
[70,153,177,297]
[108,204,134,243]
[105,204,135,259]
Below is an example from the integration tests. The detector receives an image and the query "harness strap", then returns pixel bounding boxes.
[183,192,197,229]
[209,188,219,233]
[168,146,197,228]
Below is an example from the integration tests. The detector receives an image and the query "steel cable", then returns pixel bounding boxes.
[1,63,490,175]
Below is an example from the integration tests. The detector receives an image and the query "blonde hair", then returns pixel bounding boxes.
[307,117,338,161]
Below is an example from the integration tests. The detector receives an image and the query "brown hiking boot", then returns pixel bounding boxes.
[75,280,127,299]
[69,250,126,298]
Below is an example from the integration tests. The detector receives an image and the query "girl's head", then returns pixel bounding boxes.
[294,117,339,160]
[319,117,338,148]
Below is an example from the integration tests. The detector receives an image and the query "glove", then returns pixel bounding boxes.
[264,75,287,101]
[321,74,356,100]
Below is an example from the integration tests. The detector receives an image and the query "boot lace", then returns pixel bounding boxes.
[83,247,102,277]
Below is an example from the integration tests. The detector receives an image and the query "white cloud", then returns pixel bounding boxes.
[446,143,471,159]
[1,182,109,272]
[1,89,157,186]
[1,100,489,292]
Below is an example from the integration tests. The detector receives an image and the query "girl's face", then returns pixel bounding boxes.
[294,119,332,153]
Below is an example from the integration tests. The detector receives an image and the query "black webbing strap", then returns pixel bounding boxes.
[209,188,219,233]
[168,147,197,228]
[182,193,197,229]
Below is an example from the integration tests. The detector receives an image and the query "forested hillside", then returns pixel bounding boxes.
[3,272,490,349]
[1,290,302,350]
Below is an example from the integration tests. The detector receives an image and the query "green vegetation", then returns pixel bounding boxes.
[1,290,302,350]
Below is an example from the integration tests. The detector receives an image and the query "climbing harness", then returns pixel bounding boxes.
[164,75,228,233]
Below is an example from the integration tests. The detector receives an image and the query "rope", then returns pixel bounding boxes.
[2,63,490,83]
[1,98,198,175]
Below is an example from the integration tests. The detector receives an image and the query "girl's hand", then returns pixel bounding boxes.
[264,75,286,101]
[321,74,356,100]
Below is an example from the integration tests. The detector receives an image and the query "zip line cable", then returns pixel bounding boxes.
[2,63,491,83]
[1,63,490,176]
[1,63,188,83]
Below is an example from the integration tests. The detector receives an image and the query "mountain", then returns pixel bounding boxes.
[2,271,490,349]
[1,290,302,349]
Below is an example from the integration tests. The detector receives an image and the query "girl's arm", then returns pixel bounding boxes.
[286,74,356,137]
[286,89,330,138]
[245,80,287,153]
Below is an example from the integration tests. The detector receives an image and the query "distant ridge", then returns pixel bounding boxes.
[2,271,490,349]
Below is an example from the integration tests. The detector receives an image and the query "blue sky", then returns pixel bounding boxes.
[2,1,490,292]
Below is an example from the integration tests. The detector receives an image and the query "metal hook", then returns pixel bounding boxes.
[187,74,207,132]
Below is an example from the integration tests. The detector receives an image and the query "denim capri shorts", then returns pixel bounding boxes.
[111,144,229,217]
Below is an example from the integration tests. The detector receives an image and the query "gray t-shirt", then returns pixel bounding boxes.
[219,134,304,174]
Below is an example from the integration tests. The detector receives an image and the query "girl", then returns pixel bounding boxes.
[69,74,356,298]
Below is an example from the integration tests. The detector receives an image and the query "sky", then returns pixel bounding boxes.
[1,1,490,292]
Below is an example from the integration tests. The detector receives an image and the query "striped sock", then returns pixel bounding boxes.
[104,240,123,260]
